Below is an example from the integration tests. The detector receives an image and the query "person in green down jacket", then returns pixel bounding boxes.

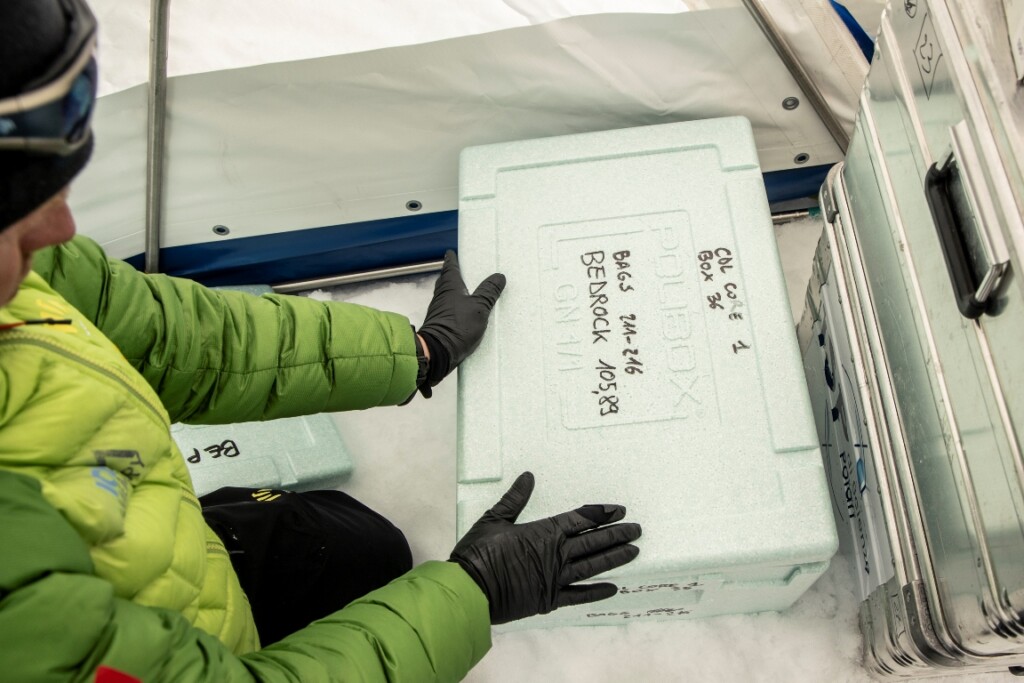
[0,0,643,681]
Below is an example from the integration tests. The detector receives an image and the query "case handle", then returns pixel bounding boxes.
[924,122,1010,319]
[925,160,986,318]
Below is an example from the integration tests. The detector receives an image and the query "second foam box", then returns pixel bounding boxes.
[455,117,838,628]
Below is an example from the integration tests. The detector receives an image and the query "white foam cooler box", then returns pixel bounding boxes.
[172,415,354,497]
[455,117,838,628]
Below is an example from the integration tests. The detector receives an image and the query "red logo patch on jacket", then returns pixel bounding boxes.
[95,666,141,683]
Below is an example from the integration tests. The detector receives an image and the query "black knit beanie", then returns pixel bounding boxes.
[0,0,95,231]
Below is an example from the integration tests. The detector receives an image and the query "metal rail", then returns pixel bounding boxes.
[272,260,447,293]
[270,212,811,293]
[741,0,850,152]
[144,0,171,273]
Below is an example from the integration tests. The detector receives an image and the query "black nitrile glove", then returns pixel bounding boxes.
[416,249,505,398]
[449,471,642,625]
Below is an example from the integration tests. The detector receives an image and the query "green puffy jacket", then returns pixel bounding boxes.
[0,236,490,682]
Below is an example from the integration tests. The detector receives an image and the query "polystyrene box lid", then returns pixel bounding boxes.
[173,414,354,497]
[456,118,837,583]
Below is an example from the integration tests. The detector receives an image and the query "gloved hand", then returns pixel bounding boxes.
[449,471,642,625]
[416,249,505,397]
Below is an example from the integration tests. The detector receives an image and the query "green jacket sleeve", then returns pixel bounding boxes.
[31,236,419,424]
[0,470,492,683]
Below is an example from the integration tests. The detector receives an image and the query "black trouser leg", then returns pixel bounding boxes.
[201,487,413,646]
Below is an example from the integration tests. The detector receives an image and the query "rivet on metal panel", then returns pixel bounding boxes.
[794,153,810,165]
[212,225,230,236]
[782,97,800,110]
[406,200,423,212]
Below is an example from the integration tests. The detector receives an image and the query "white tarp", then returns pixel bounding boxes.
[74,1,879,260]
[91,0,692,95]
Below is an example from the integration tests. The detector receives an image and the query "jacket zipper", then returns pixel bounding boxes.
[0,333,168,428]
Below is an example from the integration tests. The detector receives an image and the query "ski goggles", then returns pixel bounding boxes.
[0,0,98,156]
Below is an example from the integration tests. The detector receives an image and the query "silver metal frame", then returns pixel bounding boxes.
[145,0,171,274]
[269,211,810,293]
[740,0,851,152]
[271,259,446,293]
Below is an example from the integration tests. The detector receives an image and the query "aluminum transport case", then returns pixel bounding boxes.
[799,0,1024,676]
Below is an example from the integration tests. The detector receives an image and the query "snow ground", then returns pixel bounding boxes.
[308,217,1016,682]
